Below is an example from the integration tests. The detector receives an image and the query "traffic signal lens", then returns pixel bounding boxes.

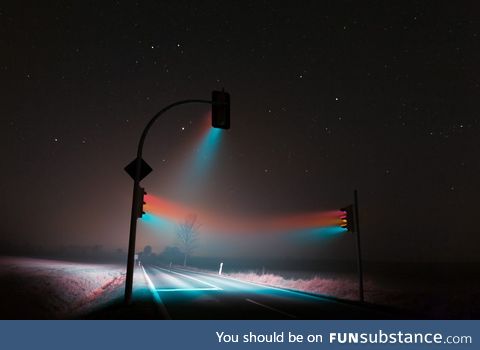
[339,205,355,232]
[212,90,230,129]
[135,187,147,219]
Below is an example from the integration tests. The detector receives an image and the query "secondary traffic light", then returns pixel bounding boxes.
[212,90,230,129]
[340,205,355,232]
[135,186,147,218]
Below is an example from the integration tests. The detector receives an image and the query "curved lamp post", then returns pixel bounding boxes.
[124,90,230,304]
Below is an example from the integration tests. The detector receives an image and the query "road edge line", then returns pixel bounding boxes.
[141,265,171,319]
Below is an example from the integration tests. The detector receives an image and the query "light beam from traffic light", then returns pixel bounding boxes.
[141,213,175,231]
[174,119,223,196]
[142,193,352,236]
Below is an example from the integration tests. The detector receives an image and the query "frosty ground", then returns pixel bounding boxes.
[224,270,479,319]
[0,256,125,319]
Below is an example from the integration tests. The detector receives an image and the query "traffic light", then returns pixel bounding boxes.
[135,186,147,218]
[340,205,355,232]
[212,90,230,129]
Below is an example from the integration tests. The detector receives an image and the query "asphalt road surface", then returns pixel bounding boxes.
[141,264,391,319]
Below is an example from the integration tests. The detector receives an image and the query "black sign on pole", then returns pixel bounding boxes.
[124,157,153,181]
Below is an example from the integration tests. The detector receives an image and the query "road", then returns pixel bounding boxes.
[141,264,391,319]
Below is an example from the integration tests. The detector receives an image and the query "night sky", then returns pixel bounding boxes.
[1,1,479,262]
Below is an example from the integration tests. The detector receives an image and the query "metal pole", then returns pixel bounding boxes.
[124,178,140,304]
[124,99,211,305]
[354,189,364,302]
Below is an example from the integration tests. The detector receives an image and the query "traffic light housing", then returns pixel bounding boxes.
[340,205,356,232]
[212,90,230,129]
[135,186,147,218]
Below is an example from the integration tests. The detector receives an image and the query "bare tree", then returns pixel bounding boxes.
[175,214,200,266]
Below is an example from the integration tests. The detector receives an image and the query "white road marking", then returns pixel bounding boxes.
[154,269,193,288]
[154,266,222,290]
[185,270,374,313]
[245,298,297,318]
[175,267,312,296]
[141,265,171,319]
[190,269,326,300]
[173,266,358,307]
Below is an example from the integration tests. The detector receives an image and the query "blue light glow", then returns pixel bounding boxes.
[191,128,222,178]
[141,213,174,231]
[180,127,223,194]
[311,226,348,235]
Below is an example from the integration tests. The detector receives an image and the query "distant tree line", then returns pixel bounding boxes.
[137,245,185,265]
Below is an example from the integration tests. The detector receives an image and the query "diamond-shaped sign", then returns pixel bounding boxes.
[124,157,153,181]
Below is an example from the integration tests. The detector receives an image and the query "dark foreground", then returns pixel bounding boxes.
[4,257,475,319]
